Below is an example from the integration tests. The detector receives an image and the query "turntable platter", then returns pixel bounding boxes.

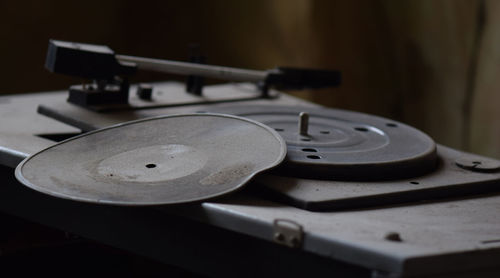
[209,105,437,180]
[15,113,286,205]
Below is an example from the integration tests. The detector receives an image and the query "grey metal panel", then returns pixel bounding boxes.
[0,92,80,167]
[177,193,500,276]
[255,145,500,210]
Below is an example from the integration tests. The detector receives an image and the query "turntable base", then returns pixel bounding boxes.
[1,83,500,277]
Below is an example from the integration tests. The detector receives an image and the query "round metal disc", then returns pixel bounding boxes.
[15,113,286,205]
[208,105,437,180]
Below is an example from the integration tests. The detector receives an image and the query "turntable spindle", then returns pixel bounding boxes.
[299,112,309,136]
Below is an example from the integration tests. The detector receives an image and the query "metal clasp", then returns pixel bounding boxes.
[273,219,304,248]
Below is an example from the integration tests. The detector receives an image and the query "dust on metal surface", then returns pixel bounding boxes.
[255,145,500,211]
[15,113,286,205]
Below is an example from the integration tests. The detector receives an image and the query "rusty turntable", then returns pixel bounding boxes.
[1,40,500,277]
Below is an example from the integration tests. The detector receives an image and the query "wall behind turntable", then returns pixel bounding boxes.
[1,0,499,159]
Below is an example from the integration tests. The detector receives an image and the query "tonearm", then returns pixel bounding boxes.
[45,40,341,108]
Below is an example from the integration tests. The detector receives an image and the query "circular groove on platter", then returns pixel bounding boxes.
[15,113,287,205]
[208,105,437,180]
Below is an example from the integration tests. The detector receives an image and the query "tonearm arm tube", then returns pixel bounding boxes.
[116,54,267,83]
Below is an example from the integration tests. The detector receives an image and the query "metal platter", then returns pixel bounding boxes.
[15,113,286,205]
[209,105,437,180]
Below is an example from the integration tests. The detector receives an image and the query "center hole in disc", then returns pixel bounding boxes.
[145,163,157,168]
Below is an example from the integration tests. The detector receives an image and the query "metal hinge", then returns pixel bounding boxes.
[272,219,304,248]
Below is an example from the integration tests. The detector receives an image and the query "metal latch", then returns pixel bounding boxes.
[273,219,304,248]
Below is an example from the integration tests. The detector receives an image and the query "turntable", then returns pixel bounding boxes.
[1,40,500,277]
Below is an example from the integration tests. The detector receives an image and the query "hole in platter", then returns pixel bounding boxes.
[320,130,330,134]
[472,161,482,165]
[300,138,311,142]
[354,127,368,132]
[410,181,419,185]
[275,128,285,132]
[386,123,398,127]
[145,163,157,169]
[302,148,318,152]
[307,155,321,159]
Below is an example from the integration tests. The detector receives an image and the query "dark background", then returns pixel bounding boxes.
[1,0,499,158]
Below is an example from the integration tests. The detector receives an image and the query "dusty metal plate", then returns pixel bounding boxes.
[255,145,500,211]
[15,113,286,205]
[209,105,437,180]
[0,92,81,167]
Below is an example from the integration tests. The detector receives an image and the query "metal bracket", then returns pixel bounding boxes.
[272,219,304,248]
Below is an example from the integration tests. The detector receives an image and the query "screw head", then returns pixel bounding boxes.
[385,232,403,242]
